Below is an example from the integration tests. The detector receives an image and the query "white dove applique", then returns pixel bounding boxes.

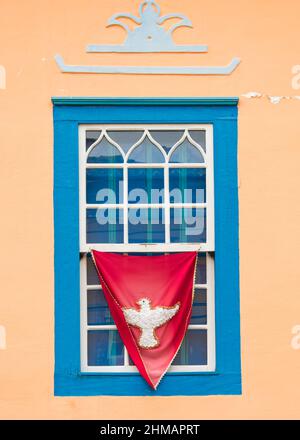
[122,298,180,349]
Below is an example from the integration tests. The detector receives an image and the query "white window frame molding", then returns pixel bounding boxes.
[79,124,216,373]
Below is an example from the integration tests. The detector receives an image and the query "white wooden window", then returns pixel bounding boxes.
[79,125,215,373]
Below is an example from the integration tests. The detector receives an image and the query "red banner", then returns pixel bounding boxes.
[91,250,197,389]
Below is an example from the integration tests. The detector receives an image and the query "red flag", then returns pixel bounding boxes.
[91,250,197,389]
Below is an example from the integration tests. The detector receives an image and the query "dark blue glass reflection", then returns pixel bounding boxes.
[88,331,124,366]
[86,169,123,204]
[128,168,164,204]
[86,209,124,243]
[191,289,207,325]
[170,208,206,243]
[128,208,165,243]
[169,168,206,203]
[172,330,207,365]
[87,290,114,325]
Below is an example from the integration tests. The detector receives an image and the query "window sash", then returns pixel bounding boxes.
[80,252,215,373]
[79,124,214,252]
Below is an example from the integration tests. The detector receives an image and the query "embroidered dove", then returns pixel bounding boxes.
[122,298,180,349]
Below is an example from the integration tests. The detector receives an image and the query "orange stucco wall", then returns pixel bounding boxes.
[0,0,300,419]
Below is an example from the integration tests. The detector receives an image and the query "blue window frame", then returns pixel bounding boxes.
[53,97,241,396]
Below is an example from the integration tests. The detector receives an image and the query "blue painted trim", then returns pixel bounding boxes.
[53,98,241,396]
[52,97,239,106]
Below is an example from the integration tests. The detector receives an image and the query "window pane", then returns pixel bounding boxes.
[128,137,165,163]
[86,169,123,204]
[128,168,164,204]
[106,131,144,154]
[172,330,207,365]
[191,289,207,325]
[170,138,204,163]
[169,168,206,204]
[128,208,165,243]
[87,137,123,164]
[87,255,100,285]
[195,253,207,284]
[170,208,206,243]
[88,330,124,366]
[188,130,206,151]
[86,209,124,243]
[149,130,184,153]
[86,130,101,150]
[87,290,114,325]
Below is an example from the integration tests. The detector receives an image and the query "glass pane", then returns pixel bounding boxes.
[195,253,207,284]
[88,330,124,366]
[191,289,207,325]
[87,290,114,325]
[170,138,204,163]
[106,131,144,154]
[170,208,206,243]
[169,168,206,204]
[86,209,124,243]
[86,169,123,204]
[149,130,184,153]
[87,137,123,164]
[128,208,165,243]
[128,137,165,164]
[128,168,164,204]
[188,130,206,151]
[87,255,100,285]
[86,130,101,150]
[172,330,207,365]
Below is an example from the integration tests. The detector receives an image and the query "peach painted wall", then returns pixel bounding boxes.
[0,0,300,419]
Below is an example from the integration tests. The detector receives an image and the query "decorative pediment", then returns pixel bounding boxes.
[55,0,240,75]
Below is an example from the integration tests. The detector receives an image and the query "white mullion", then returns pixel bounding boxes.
[80,256,88,371]
[124,348,130,366]
[207,253,216,371]
[85,203,206,209]
[164,164,170,243]
[87,325,118,330]
[127,163,166,168]
[80,243,209,252]
[123,164,128,244]
[79,126,87,252]
[87,285,101,290]
[187,324,208,330]
[168,163,206,168]
[86,163,206,169]
[167,203,206,208]
[86,163,124,169]
[206,126,215,251]
[86,203,124,209]
[195,284,207,289]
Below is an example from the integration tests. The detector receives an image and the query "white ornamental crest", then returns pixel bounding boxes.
[122,298,180,349]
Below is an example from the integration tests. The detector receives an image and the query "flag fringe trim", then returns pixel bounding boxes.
[152,252,198,390]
